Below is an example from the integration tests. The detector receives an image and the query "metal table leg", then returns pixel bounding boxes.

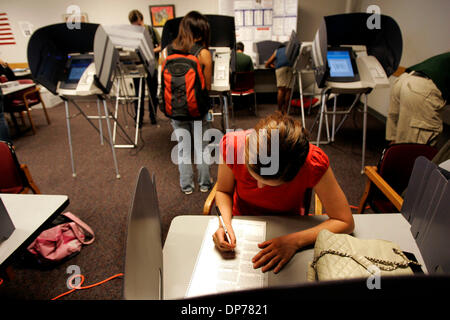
[64,100,76,177]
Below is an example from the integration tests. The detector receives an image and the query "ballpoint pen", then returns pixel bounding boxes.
[215,206,232,246]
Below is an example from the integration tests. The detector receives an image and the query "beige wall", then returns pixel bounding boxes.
[0,0,218,63]
[357,0,450,117]
[298,0,355,41]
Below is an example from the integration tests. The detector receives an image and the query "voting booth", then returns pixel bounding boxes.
[309,13,402,173]
[161,15,236,130]
[94,24,156,148]
[27,23,154,178]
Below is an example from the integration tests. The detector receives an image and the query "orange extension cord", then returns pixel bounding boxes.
[51,273,124,300]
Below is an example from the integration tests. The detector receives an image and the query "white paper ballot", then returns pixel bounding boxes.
[185,218,268,297]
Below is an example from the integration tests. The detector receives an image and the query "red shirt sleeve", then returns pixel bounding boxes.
[306,145,330,188]
[220,131,248,170]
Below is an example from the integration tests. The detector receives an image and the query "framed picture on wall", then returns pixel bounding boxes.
[149,5,175,27]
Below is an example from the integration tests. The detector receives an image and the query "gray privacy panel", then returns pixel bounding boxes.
[402,157,437,222]
[410,169,447,240]
[123,167,162,300]
[417,183,450,274]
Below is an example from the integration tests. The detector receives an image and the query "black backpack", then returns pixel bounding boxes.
[160,44,210,120]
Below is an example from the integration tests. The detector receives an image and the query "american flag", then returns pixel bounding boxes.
[0,12,15,46]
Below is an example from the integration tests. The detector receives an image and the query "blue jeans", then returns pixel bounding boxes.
[171,117,212,191]
[0,96,12,144]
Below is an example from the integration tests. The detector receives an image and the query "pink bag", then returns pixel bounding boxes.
[27,212,95,263]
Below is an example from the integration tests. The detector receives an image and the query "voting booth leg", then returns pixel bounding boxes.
[223,94,230,130]
[96,99,104,145]
[135,78,143,145]
[64,100,77,178]
[315,90,331,146]
[112,77,121,146]
[298,71,306,129]
[361,93,368,174]
[112,76,140,149]
[102,99,121,179]
[331,95,337,142]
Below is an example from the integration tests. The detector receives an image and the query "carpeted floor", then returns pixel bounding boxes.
[0,95,387,300]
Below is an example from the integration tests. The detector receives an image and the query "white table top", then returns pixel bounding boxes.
[1,82,35,95]
[163,214,425,299]
[0,193,69,266]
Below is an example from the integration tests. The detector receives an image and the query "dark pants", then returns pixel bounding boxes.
[133,72,158,125]
[0,96,12,143]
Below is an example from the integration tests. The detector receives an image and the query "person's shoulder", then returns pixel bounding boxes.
[307,144,330,169]
[220,130,250,165]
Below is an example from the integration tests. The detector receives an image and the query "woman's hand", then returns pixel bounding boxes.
[252,233,300,273]
[213,224,236,252]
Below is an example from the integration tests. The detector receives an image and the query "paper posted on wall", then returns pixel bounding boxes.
[185,218,268,297]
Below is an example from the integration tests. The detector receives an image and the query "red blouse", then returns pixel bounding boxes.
[220,130,329,216]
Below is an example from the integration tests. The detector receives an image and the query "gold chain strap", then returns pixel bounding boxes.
[311,248,421,272]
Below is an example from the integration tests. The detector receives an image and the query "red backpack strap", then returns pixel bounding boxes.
[189,43,204,57]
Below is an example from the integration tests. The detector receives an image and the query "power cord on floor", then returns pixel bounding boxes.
[51,273,124,300]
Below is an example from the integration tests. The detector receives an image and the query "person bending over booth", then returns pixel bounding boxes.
[213,112,354,273]
[128,9,161,126]
[386,52,450,146]
[265,44,294,114]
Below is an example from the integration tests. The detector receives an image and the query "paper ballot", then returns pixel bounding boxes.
[185,218,268,297]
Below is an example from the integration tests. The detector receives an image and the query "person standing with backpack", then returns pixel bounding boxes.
[160,11,213,194]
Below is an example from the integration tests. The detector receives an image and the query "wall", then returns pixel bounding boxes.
[357,0,450,117]
[0,0,219,63]
[297,0,355,42]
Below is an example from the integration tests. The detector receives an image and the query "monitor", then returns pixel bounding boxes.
[59,54,94,89]
[66,58,92,83]
[326,47,360,82]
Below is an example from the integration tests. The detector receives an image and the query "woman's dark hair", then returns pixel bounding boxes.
[172,11,210,52]
[245,112,310,182]
[128,10,143,24]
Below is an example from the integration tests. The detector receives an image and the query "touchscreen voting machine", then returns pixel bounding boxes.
[0,197,15,242]
[327,47,360,82]
[57,54,102,96]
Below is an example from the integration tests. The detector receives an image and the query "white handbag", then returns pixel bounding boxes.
[307,229,421,281]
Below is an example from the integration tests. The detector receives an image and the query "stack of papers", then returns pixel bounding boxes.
[186,218,268,297]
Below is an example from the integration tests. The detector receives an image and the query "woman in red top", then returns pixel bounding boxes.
[213,112,354,273]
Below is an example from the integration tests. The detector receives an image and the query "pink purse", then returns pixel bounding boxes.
[27,212,95,263]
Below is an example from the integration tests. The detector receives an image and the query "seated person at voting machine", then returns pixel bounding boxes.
[235,42,254,72]
[213,112,354,274]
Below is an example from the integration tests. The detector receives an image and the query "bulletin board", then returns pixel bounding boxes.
[219,0,298,65]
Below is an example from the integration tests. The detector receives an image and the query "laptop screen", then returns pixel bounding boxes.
[327,50,354,78]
